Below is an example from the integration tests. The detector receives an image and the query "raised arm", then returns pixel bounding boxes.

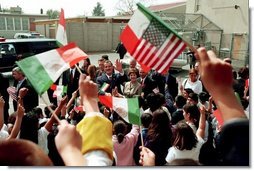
[55,120,85,166]
[197,48,245,122]
[7,104,25,139]
[44,96,68,132]
[196,105,206,139]
[76,74,113,166]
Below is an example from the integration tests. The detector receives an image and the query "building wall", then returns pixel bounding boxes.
[0,13,48,38]
[35,21,125,52]
[186,0,249,66]
[186,0,249,34]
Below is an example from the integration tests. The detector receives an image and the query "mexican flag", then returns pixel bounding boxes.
[120,3,187,74]
[56,8,68,46]
[51,84,67,97]
[100,83,110,92]
[16,43,87,95]
[99,95,141,125]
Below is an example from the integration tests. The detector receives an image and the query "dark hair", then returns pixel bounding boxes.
[183,104,200,128]
[113,120,127,144]
[19,111,39,144]
[32,107,43,117]
[128,68,139,77]
[146,92,163,112]
[175,95,186,108]
[238,67,249,79]
[141,113,153,128]
[87,64,97,81]
[198,92,208,103]
[147,109,172,143]
[101,55,109,61]
[44,104,56,118]
[172,121,198,150]
[188,93,199,103]
[184,88,194,96]
[84,58,91,65]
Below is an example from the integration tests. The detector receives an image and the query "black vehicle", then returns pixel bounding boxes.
[0,38,59,72]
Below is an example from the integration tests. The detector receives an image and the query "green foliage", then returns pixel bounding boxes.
[92,2,105,16]
[46,9,60,19]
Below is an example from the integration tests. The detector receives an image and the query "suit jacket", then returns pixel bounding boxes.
[140,76,157,99]
[123,81,142,98]
[96,72,127,94]
[166,73,178,100]
[62,68,81,100]
[13,79,38,112]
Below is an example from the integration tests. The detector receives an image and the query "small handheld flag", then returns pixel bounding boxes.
[120,3,189,74]
[16,43,88,95]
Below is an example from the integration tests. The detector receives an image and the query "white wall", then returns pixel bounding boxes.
[186,0,249,34]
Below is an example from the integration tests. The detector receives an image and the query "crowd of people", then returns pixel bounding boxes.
[0,47,249,166]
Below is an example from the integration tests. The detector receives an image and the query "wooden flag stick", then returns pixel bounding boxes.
[140,125,144,147]
[40,95,61,124]
[75,64,83,74]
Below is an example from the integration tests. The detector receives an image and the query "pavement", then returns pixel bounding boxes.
[6,52,190,115]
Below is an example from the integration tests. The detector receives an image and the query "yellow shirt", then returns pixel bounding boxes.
[76,115,113,160]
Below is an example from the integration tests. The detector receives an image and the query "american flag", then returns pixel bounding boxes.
[7,86,17,101]
[120,3,187,74]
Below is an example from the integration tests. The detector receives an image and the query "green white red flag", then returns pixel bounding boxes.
[99,95,141,125]
[120,3,187,74]
[16,43,88,95]
[56,8,68,46]
[100,83,110,92]
[51,84,67,97]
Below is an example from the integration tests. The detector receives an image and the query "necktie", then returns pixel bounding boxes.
[70,69,74,84]
[109,76,112,81]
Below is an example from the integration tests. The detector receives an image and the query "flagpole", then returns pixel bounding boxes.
[140,125,144,147]
[40,95,61,124]
[75,64,83,74]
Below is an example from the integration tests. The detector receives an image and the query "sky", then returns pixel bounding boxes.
[0,0,186,17]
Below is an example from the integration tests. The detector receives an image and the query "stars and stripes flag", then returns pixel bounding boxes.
[120,3,187,74]
[7,86,17,101]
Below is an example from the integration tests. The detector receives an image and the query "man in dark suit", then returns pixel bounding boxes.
[165,70,179,101]
[138,68,157,99]
[96,59,127,95]
[62,65,82,100]
[12,67,38,112]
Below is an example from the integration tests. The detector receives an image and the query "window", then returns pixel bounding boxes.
[14,18,21,30]
[22,18,29,30]
[0,17,5,30]
[6,17,14,30]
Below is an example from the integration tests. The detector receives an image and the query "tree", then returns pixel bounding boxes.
[46,9,60,19]
[92,2,105,16]
[115,0,154,16]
